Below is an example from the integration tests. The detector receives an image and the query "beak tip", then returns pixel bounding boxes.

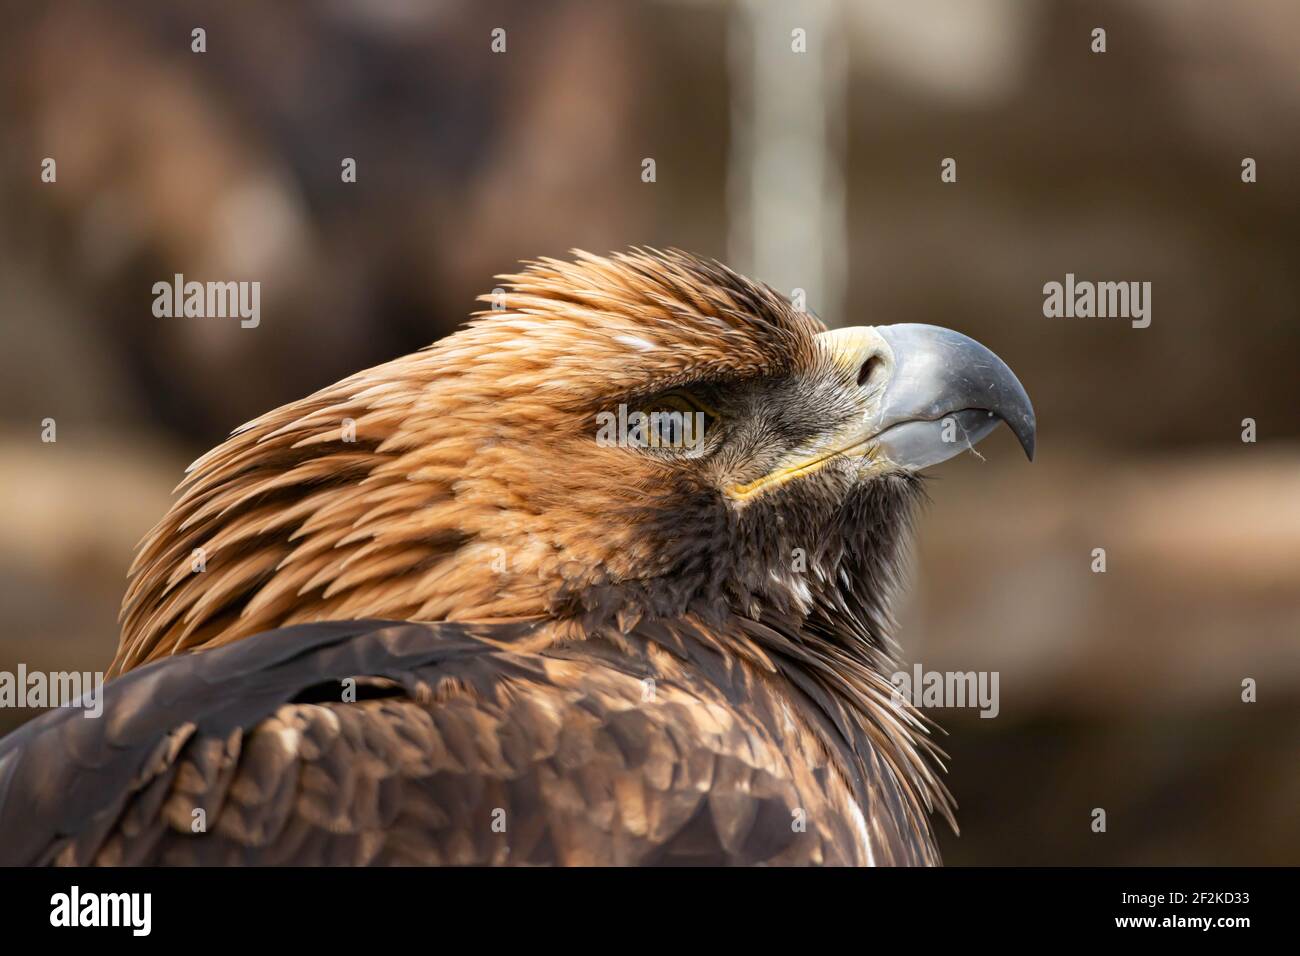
[856,323,1038,470]
[1017,419,1036,462]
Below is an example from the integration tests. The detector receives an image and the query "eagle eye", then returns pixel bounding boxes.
[595,387,718,455]
[640,390,717,451]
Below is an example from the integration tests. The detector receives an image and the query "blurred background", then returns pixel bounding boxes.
[1,0,1296,864]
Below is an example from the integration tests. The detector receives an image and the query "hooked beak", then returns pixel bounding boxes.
[725,323,1035,502]
[820,323,1035,471]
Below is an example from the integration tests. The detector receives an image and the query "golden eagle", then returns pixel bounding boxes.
[0,249,1034,865]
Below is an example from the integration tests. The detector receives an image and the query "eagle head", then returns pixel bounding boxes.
[116,249,1034,697]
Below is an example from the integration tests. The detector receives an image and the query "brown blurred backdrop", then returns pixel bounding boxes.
[1,0,1296,864]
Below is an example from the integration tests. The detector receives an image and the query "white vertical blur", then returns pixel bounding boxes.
[727,0,847,326]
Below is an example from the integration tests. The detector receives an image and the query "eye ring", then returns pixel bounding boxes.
[633,389,718,453]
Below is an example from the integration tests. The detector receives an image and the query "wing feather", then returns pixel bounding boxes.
[0,618,934,865]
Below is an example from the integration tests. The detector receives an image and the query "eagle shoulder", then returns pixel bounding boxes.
[0,618,932,865]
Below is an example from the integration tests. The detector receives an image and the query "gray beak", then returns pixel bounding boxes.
[871,323,1035,469]
[818,323,1036,471]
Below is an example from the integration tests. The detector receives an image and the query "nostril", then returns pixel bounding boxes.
[858,355,883,388]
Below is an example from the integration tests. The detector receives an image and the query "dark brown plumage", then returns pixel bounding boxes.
[0,249,1034,865]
